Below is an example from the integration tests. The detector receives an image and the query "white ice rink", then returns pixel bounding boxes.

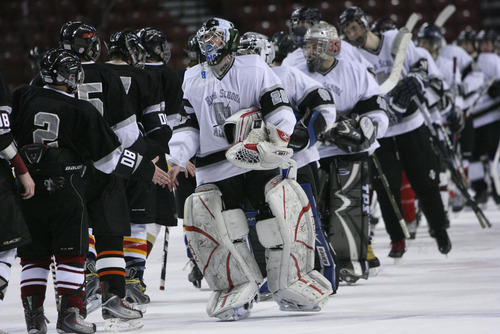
[1,200,499,334]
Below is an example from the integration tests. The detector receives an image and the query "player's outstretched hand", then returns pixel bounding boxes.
[185,161,196,178]
[166,164,181,191]
[151,156,170,187]
[19,172,35,199]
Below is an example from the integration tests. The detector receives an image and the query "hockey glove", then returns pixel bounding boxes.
[320,115,377,153]
[287,109,326,152]
[390,60,429,113]
[288,123,309,152]
[446,106,465,134]
[487,80,500,99]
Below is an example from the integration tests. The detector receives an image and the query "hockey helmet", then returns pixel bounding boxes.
[237,31,275,65]
[289,6,322,45]
[40,48,84,94]
[186,34,205,63]
[136,27,171,64]
[108,30,147,68]
[339,7,370,47]
[29,46,50,72]
[271,31,298,63]
[417,23,443,53]
[303,22,341,72]
[196,17,240,66]
[60,21,101,62]
[371,17,398,35]
[476,29,499,52]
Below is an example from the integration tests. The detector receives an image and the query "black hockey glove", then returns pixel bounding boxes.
[288,122,309,151]
[320,115,377,153]
[288,109,326,152]
[390,59,429,113]
[446,106,465,134]
[487,80,500,99]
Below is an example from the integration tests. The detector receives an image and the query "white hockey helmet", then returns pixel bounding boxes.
[303,21,341,72]
[237,31,275,64]
[196,17,240,66]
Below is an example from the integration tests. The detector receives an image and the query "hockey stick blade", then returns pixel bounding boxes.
[380,32,412,95]
[405,13,421,32]
[434,4,456,28]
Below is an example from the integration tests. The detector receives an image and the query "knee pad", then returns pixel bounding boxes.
[257,176,332,311]
[327,155,370,278]
[184,184,263,319]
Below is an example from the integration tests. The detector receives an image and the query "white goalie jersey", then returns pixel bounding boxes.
[168,54,295,185]
[295,57,388,159]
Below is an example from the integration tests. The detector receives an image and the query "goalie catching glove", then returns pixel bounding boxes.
[225,122,293,170]
[320,114,377,153]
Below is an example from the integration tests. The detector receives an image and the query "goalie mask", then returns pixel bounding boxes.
[60,21,101,62]
[197,17,240,66]
[303,22,341,72]
[136,27,171,64]
[289,6,321,46]
[417,23,443,55]
[40,48,84,94]
[237,32,275,65]
[339,7,370,48]
[108,30,147,68]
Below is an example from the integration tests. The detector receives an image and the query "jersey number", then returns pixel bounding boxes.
[33,112,60,147]
[78,82,104,115]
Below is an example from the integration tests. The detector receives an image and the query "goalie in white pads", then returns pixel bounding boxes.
[166,18,332,321]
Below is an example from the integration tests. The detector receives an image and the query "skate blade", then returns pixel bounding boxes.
[105,318,143,332]
[86,295,102,314]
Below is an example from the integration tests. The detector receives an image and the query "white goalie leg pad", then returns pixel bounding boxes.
[256,177,332,312]
[184,185,263,320]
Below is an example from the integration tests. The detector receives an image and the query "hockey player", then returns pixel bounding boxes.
[456,28,479,59]
[104,29,168,310]
[339,6,452,257]
[0,69,34,312]
[166,17,332,320]
[467,29,500,205]
[10,49,168,333]
[283,6,374,72]
[297,22,388,282]
[135,26,182,269]
[59,21,147,330]
[237,31,338,290]
[270,31,298,64]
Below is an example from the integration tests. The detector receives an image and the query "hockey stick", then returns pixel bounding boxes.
[464,77,496,117]
[414,97,491,228]
[434,4,456,28]
[492,142,500,195]
[404,13,421,32]
[371,153,411,239]
[159,226,169,290]
[380,31,412,95]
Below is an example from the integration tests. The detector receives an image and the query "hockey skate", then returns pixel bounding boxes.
[388,239,406,264]
[101,281,143,332]
[56,307,96,333]
[207,282,260,321]
[406,220,417,240]
[125,278,150,313]
[84,262,101,314]
[22,295,49,334]
[339,267,369,285]
[434,229,452,255]
[367,244,380,277]
[187,259,203,289]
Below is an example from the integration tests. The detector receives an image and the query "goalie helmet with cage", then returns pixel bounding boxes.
[108,30,148,68]
[40,48,84,94]
[417,23,443,54]
[303,22,341,72]
[136,27,171,64]
[339,6,370,47]
[197,17,240,66]
[60,21,101,61]
[237,31,275,64]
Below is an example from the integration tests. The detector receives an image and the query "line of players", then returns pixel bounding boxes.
[1,3,498,332]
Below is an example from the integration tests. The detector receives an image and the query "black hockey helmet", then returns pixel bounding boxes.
[271,31,298,63]
[457,28,477,44]
[60,21,101,62]
[476,29,499,51]
[339,7,370,47]
[40,48,84,94]
[196,17,240,66]
[108,30,147,68]
[371,17,398,35]
[289,6,322,45]
[29,46,50,72]
[186,34,205,63]
[136,27,171,64]
[417,23,443,53]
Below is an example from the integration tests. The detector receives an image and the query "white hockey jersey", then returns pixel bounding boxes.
[471,52,500,128]
[271,65,336,168]
[355,30,432,137]
[168,55,295,185]
[295,58,388,159]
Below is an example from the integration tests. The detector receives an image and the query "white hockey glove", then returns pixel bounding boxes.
[320,114,377,153]
[225,123,293,170]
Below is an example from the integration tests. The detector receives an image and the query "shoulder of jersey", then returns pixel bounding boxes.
[234,54,267,69]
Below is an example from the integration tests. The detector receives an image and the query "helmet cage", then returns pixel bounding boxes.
[303,22,341,72]
[197,18,240,66]
[238,32,275,64]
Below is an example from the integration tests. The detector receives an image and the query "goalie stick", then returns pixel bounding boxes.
[414,97,491,228]
[371,152,411,239]
[434,4,456,28]
[379,30,412,95]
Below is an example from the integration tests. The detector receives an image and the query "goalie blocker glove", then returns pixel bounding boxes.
[390,59,429,113]
[320,114,377,153]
